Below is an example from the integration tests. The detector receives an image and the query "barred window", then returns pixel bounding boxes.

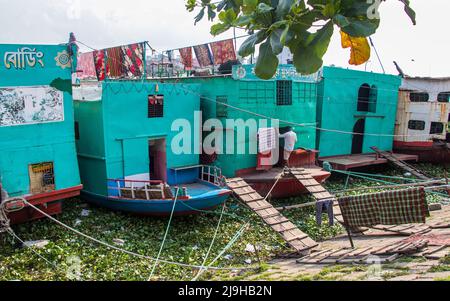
[276,80,293,106]
[148,95,164,118]
[430,122,444,135]
[408,120,426,131]
[410,92,429,102]
[216,96,228,118]
[357,84,371,112]
[438,92,450,103]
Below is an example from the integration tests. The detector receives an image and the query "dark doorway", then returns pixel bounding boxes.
[352,119,366,154]
[149,139,167,182]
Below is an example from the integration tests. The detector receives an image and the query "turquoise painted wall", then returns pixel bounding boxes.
[317,66,401,157]
[74,81,201,196]
[0,44,80,197]
[176,65,318,177]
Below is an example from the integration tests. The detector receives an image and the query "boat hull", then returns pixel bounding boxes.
[394,141,450,164]
[240,168,331,199]
[81,189,232,217]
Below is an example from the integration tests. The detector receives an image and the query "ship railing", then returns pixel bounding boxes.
[108,179,173,200]
[200,165,226,187]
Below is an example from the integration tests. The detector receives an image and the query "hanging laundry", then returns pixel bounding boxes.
[179,47,193,70]
[316,199,335,227]
[210,39,236,65]
[167,50,173,62]
[121,43,145,78]
[193,44,213,68]
[338,187,429,229]
[93,50,106,81]
[257,128,278,171]
[106,47,124,78]
[77,52,97,79]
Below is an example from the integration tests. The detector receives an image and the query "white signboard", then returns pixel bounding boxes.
[0,86,64,127]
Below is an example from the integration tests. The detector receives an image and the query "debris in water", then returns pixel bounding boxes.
[22,240,49,249]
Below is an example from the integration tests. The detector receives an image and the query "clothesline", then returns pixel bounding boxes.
[163,34,249,53]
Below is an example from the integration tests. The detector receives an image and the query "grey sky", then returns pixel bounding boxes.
[0,0,448,77]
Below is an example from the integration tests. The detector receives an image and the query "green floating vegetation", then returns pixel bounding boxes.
[0,163,447,281]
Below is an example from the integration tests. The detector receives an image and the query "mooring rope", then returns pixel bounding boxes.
[10,200,255,272]
[148,188,180,280]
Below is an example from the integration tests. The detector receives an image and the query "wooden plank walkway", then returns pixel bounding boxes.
[226,178,319,254]
[371,147,430,181]
[289,168,336,203]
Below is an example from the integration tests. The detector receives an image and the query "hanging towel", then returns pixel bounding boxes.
[121,43,144,78]
[77,52,97,79]
[338,187,429,229]
[93,50,106,81]
[258,128,276,153]
[179,47,193,70]
[193,44,213,68]
[210,39,236,65]
[106,47,124,78]
[316,199,335,227]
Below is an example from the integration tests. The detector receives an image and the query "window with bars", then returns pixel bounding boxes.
[408,120,426,131]
[148,95,164,118]
[438,92,450,103]
[430,122,444,135]
[276,80,293,106]
[216,96,228,118]
[410,92,429,102]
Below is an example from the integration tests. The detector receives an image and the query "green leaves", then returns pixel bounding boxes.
[292,21,334,74]
[254,40,279,80]
[187,0,417,79]
[238,30,268,57]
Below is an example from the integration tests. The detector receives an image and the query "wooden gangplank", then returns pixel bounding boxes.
[371,147,430,181]
[226,178,319,254]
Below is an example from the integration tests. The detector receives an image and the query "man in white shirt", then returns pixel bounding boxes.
[279,127,298,167]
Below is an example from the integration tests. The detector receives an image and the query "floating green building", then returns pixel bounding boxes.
[0,43,82,223]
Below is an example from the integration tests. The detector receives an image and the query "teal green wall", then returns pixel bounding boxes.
[74,100,107,195]
[0,44,80,197]
[317,66,401,157]
[74,81,201,195]
[176,67,318,177]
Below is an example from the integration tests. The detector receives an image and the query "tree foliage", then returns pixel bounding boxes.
[186,0,416,79]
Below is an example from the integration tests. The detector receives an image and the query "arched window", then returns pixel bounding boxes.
[409,92,429,102]
[357,84,371,112]
[369,85,378,113]
[437,92,450,103]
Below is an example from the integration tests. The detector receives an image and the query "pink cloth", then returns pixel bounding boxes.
[77,52,97,79]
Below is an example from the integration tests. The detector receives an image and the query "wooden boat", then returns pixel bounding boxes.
[239,167,331,199]
[83,176,231,216]
[394,76,450,163]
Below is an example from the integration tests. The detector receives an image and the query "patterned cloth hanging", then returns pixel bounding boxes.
[210,39,236,65]
[179,47,193,70]
[93,50,106,81]
[193,44,213,68]
[106,47,124,78]
[77,52,97,79]
[121,43,144,78]
[338,187,429,229]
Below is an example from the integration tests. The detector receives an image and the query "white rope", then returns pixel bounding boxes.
[177,84,440,138]
[192,200,228,281]
[148,188,180,280]
[18,200,254,271]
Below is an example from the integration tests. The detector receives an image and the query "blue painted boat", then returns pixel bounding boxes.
[82,179,231,216]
